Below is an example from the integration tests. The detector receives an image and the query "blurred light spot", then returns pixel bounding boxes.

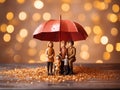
[19,28,28,38]
[0,24,7,32]
[106,44,114,52]
[94,1,108,10]
[84,26,92,35]
[28,48,37,56]
[84,2,92,11]
[81,44,88,51]
[93,25,102,35]
[93,35,101,44]
[61,3,70,12]
[103,52,111,60]
[32,13,41,21]
[34,0,44,9]
[104,0,111,3]
[78,13,86,22]
[74,42,79,47]
[3,33,11,42]
[16,34,24,43]
[112,4,119,13]
[39,50,45,56]
[0,0,6,3]
[107,13,118,23]
[111,27,118,36]
[28,59,35,63]
[91,13,100,23]
[28,39,37,48]
[43,12,51,21]
[6,12,14,20]
[16,0,25,4]
[6,48,14,57]
[15,43,22,50]
[7,25,14,33]
[96,60,103,63]
[116,43,120,52]
[18,11,27,21]
[80,51,90,60]
[40,54,46,62]
[14,55,21,63]
[62,0,72,3]
[100,36,108,45]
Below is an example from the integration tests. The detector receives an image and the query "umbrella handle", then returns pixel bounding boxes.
[59,15,62,51]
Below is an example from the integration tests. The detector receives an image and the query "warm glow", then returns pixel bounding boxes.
[81,44,89,51]
[14,54,21,63]
[15,43,22,50]
[96,60,103,63]
[32,13,41,21]
[104,0,111,3]
[40,54,46,62]
[16,0,25,4]
[6,12,14,20]
[80,51,90,60]
[7,25,14,33]
[28,48,37,56]
[91,13,100,22]
[93,25,102,35]
[61,3,70,12]
[112,4,119,13]
[0,0,6,3]
[116,43,120,52]
[0,24,7,32]
[28,39,37,48]
[34,0,44,9]
[16,34,24,43]
[111,27,118,36]
[78,13,86,22]
[107,13,118,23]
[43,12,51,21]
[18,11,27,21]
[94,1,108,10]
[106,44,114,52]
[28,59,35,63]
[84,26,92,35]
[103,52,111,60]
[3,33,11,42]
[93,35,101,44]
[100,36,108,45]
[84,2,92,11]
[19,28,28,38]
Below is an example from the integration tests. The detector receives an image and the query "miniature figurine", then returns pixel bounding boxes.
[45,41,55,75]
[67,41,76,75]
[59,41,68,74]
[54,55,61,75]
[63,55,69,75]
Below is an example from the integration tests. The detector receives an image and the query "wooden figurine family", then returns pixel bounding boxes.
[45,41,76,75]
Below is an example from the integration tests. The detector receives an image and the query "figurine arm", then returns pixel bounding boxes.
[69,48,76,59]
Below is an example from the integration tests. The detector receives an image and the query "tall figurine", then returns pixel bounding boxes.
[67,41,76,75]
[45,41,55,75]
[54,55,61,75]
[59,41,67,74]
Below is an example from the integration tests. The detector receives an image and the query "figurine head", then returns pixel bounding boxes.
[47,41,53,48]
[68,41,74,47]
[61,41,66,47]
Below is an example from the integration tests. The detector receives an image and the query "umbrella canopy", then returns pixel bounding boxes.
[33,19,88,42]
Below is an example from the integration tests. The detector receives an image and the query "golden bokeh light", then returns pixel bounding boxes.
[100,36,108,45]
[14,43,22,51]
[84,2,92,11]
[110,27,118,36]
[96,60,103,63]
[103,52,111,60]
[28,39,37,48]
[0,24,7,32]
[78,13,86,22]
[93,35,101,44]
[3,33,11,42]
[91,13,100,23]
[32,13,41,21]
[18,11,27,21]
[14,54,21,63]
[43,12,51,21]
[19,28,28,38]
[28,59,35,63]
[107,13,118,23]
[28,48,37,56]
[16,34,24,43]
[84,26,92,35]
[116,43,120,52]
[6,12,14,20]
[16,0,25,4]
[34,0,44,9]
[7,25,14,33]
[40,54,46,62]
[93,25,102,35]
[112,4,119,13]
[81,44,89,51]
[106,44,114,53]
[104,0,111,3]
[80,51,90,60]
[0,0,6,3]
[61,3,70,12]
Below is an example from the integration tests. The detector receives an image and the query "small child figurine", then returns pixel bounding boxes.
[45,41,55,75]
[64,55,69,75]
[54,55,61,75]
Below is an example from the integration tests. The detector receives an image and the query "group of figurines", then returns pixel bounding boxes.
[45,41,76,75]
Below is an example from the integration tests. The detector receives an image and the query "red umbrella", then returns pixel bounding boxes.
[33,16,88,48]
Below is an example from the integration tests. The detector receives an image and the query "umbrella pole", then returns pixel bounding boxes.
[59,15,62,51]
